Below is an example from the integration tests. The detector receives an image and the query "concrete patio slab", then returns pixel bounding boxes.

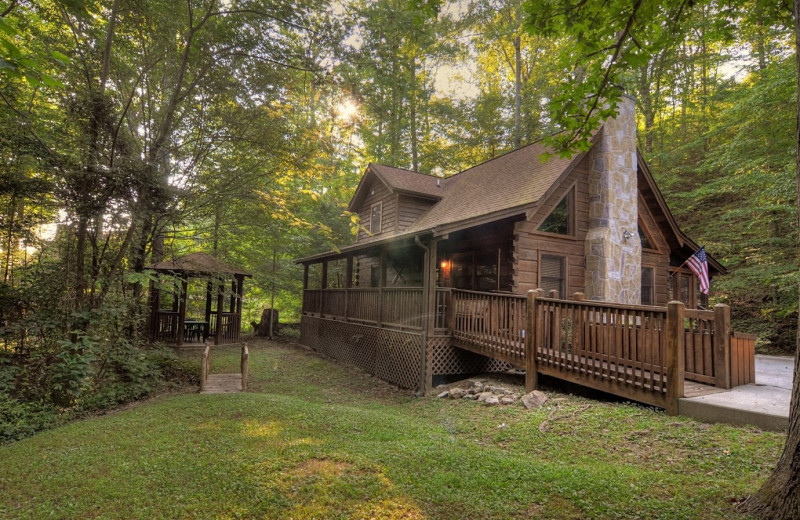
[679,355,794,431]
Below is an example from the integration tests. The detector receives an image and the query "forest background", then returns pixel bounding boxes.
[0,0,795,439]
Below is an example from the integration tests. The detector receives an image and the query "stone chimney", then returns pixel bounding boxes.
[584,94,641,304]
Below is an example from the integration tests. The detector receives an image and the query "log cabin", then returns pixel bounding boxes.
[296,95,741,402]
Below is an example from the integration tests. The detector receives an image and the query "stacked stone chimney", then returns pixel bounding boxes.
[585,94,641,304]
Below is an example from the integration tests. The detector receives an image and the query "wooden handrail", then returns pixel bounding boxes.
[200,343,211,392]
[241,343,249,391]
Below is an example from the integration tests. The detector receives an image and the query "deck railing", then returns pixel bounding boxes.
[528,293,676,410]
[151,311,179,343]
[303,285,754,411]
[450,289,527,365]
[208,312,241,345]
[302,287,424,331]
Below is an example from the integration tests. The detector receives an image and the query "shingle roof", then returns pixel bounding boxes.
[148,252,252,277]
[405,141,579,233]
[368,163,444,198]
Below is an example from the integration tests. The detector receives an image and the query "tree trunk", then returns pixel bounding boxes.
[514,33,522,149]
[740,2,800,517]
[410,58,418,171]
[269,250,276,340]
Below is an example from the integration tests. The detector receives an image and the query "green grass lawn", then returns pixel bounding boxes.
[0,339,785,519]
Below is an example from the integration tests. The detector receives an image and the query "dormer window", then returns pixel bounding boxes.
[370,203,382,234]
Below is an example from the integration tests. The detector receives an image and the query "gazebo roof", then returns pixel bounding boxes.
[148,252,252,277]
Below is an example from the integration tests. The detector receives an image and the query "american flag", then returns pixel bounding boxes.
[686,246,710,295]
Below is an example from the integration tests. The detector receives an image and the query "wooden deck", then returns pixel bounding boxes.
[449,290,755,413]
[452,336,726,401]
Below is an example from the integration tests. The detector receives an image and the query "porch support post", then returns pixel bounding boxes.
[377,249,386,327]
[235,274,244,342]
[177,277,188,347]
[525,289,539,392]
[229,279,236,313]
[321,260,328,317]
[215,279,224,345]
[204,279,213,340]
[666,300,685,415]
[426,239,439,334]
[713,303,731,389]
[345,255,353,322]
[148,279,160,343]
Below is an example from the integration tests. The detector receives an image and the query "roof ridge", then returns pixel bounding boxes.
[369,162,443,178]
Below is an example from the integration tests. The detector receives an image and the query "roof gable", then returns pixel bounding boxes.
[405,140,584,234]
[348,164,443,212]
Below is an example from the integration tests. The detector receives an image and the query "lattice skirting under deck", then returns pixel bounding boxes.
[300,317,424,390]
[299,317,515,392]
[427,336,514,378]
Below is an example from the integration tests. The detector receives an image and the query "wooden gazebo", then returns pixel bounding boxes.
[147,252,252,346]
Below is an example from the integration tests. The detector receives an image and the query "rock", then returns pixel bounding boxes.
[484,395,500,406]
[500,396,517,405]
[463,393,477,399]
[449,388,467,399]
[469,381,485,393]
[522,390,549,410]
[476,391,494,402]
[437,391,450,399]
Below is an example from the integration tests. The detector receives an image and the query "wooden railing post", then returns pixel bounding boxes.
[665,301,685,415]
[525,289,539,392]
[713,303,731,389]
[200,342,211,392]
[215,282,224,346]
[241,343,249,391]
[345,255,353,322]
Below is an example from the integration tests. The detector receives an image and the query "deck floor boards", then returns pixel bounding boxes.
[201,373,243,394]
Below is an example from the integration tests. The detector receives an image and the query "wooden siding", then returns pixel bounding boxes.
[639,194,671,306]
[513,155,675,304]
[397,194,436,232]
[513,158,591,295]
[356,178,396,242]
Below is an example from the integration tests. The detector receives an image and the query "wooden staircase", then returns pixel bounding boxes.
[199,343,249,394]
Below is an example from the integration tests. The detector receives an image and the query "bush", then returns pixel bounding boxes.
[0,393,65,443]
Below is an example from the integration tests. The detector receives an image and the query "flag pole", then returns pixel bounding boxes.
[669,246,705,282]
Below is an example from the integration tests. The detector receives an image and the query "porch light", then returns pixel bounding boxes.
[440,260,450,269]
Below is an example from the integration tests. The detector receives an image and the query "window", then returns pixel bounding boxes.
[540,254,566,298]
[538,193,572,235]
[641,267,654,306]
[370,203,382,234]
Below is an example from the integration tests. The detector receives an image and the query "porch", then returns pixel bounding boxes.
[300,286,755,415]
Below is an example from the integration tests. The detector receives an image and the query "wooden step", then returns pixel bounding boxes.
[200,373,243,394]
